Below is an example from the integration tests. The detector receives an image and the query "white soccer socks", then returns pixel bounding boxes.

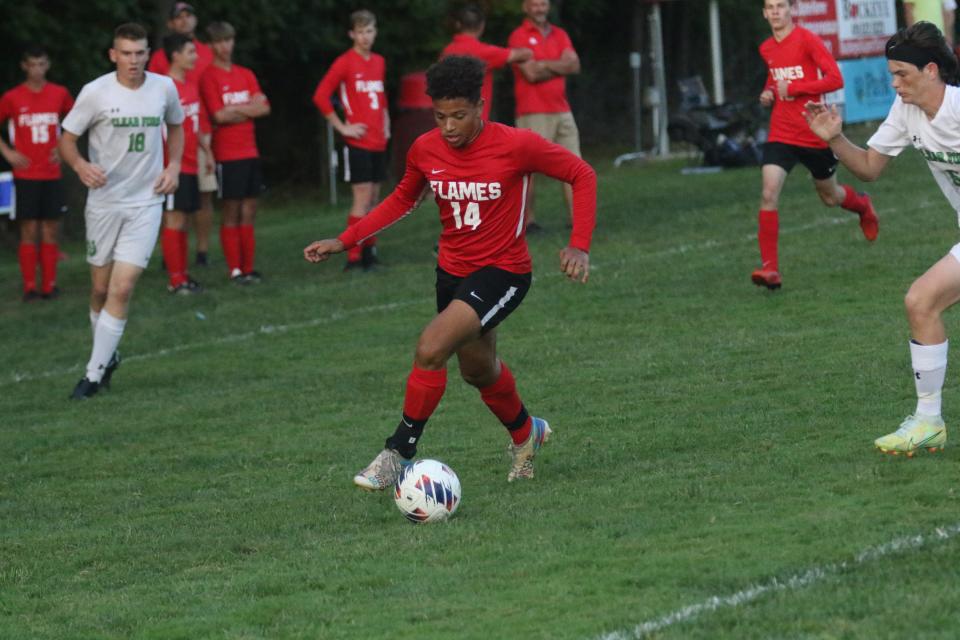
[86,310,126,382]
[910,339,948,417]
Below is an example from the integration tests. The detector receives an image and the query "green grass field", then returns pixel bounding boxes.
[2,143,960,639]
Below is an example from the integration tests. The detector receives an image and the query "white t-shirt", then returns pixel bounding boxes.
[868,84,960,222]
[62,71,184,208]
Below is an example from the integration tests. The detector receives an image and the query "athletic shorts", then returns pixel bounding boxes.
[85,203,163,268]
[166,173,200,213]
[218,158,262,200]
[762,142,837,180]
[197,146,217,193]
[436,265,532,334]
[14,178,66,220]
[516,112,581,157]
[344,145,386,184]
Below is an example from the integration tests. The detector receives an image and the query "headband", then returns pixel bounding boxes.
[886,43,937,70]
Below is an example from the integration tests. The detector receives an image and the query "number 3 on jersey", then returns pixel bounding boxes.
[451,201,481,230]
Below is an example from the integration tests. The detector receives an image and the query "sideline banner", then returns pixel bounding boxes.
[0,172,13,217]
[796,0,896,59]
[836,56,897,123]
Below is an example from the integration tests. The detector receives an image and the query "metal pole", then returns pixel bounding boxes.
[649,2,669,156]
[709,0,725,105]
[327,121,337,207]
[630,52,642,152]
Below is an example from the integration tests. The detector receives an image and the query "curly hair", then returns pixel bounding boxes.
[426,55,484,104]
[886,21,959,85]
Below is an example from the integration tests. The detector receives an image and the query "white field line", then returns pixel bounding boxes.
[9,299,429,384]
[594,521,960,640]
[7,213,863,385]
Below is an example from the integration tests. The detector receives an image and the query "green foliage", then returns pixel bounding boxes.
[2,144,960,638]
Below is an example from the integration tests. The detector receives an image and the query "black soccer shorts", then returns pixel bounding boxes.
[762,141,838,180]
[435,265,532,334]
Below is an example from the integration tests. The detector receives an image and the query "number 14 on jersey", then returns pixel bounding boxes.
[450,201,481,230]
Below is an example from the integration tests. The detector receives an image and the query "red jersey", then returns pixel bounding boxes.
[148,39,214,87]
[339,122,596,277]
[441,34,512,121]
[760,25,842,149]
[171,77,210,175]
[200,63,266,161]
[313,49,388,152]
[0,82,74,180]
[508,19,576,116]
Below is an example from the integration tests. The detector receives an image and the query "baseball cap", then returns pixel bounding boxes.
[169,2,195,19]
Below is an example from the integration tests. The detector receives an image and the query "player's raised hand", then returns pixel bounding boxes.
[803,101,842,142]
[559,246,589,283]
[75,159,108,189]
[304,238,345,263]
[759,89,775,107]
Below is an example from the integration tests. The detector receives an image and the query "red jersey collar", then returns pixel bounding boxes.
[520,17,553,38]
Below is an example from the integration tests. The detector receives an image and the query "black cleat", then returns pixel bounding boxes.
[22,290,41,303]
[195,251,209,267]
[343,259,363,272]
[361,245,382,271]
[41,286,60,300]
[230,268,249,285]
[100,351,121,389]
[242,270,262,284]
[526,221,545,234]
[70,377,100,399]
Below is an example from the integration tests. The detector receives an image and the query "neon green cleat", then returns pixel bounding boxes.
[875,414,947,457]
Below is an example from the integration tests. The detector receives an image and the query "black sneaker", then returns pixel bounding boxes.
[70,377,100,400]
[22,290,41,303]
[242,270,262,284]
[101,351,121,389]
[343,260,363,272]
[195,252,209,267]
[230,268,248,285]
[40,286,60,300]
[361,245,382,271]
[526,221,545,234]
[186,277,204,292]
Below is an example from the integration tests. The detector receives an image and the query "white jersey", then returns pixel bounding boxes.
[62,71,184,208]
[868,84,960,222]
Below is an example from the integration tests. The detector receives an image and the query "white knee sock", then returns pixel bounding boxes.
[89,308,100,337]
[910,339,948,417]
[85,310,125,382]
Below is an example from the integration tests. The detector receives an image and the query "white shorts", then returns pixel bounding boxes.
[197,146,218,193]
[85,203,163,268]
[950,243,960,264]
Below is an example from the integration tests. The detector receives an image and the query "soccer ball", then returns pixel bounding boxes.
[394,459,462,523]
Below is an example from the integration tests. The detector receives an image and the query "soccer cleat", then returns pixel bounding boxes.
[168,282,195,295]
[507,417,552,482]
[195,252,209,267]
[361,246,382,271]
[230,268,248,285]
[875,414,947,457]
[751,268,782,290]
[343,259,363,272]
[242,270,262,284]
[40,286,60,300]
[858,193,879,242]
[100,351,121,390]
[353,448,412,491]
[70,377,100,400]
[526,221,545,234]
[22,290,41,303]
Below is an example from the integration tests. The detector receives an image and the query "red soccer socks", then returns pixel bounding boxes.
[841,185,878,241]
[480,362,532,445]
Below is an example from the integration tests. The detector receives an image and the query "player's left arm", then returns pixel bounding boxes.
[237,72,270,119]
[522,132,597,283]
[785,34,843,98]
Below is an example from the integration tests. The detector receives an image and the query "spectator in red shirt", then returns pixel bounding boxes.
[148,2,217,267]
[751,0,878,290]
[313,10,389,271]
[441,3,532,122]
[304,55,596,492]
[508,0,581,232]
[0,45,74,301]
[200,21,270,284]
[161,34,213,295]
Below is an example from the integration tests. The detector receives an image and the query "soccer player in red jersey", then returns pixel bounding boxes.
[304,55,596,489]
[0,45,74,301]
[200,21,270,283]
[161,34,213,295]
[752,0,879,290]
[441,3,533,122]
[313,10,389,271]
[148,1,217,267]
[508,0,582,232]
